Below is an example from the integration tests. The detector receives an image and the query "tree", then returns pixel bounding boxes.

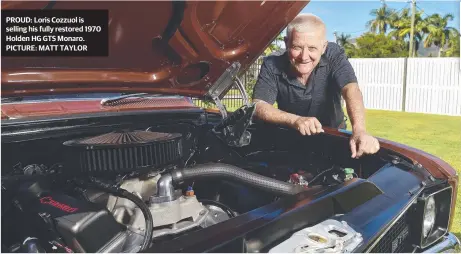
[350,33,407,58]
[337,33,351,47]
[390,9,428,57]
[336,33,356,58]
[424,13,458,57]
[443,33,460,57]
[388,8,411,40]
[264,33,284,56]
[367,3,395,34]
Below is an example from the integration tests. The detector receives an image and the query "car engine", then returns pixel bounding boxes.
[3,128,322,253]
[2,105,366,254]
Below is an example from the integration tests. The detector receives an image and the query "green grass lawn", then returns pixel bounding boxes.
[345,109,461,240]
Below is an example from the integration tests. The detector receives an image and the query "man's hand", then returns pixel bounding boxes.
[349,130,380,158]
[291,117,324,136]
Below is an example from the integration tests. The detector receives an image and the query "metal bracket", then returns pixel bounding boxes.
[206,62,242,118]
[206,61,256,147]
[212,103,256,147]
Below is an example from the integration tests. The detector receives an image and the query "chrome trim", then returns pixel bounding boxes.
[365,186,425,252]
[426,186,453,198]
[422,233,460,253]
[420,186,453,248]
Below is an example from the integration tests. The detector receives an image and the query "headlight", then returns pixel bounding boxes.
[408,185,452,249]
[422,196,436,238]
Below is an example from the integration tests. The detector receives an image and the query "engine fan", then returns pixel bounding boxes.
[63,130,183,175]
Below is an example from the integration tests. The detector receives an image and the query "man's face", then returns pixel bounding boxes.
[285,29,326,76]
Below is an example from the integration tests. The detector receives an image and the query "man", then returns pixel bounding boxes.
[252,13,379,159]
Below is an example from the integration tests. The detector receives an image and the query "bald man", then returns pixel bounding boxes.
[252,13,379,158]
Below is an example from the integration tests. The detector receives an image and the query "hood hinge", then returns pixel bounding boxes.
[205,62,250,118]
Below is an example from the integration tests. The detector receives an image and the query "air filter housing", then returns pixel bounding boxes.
[63,130,182,175]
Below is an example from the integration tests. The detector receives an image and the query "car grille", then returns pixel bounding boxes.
[370,212,412,253]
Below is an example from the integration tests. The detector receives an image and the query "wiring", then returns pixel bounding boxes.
[310,165,335,185]
[416,5,431,18]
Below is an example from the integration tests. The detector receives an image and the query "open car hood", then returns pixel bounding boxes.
[1,1,307,99]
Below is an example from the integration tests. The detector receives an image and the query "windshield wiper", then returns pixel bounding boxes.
[100,93,163,106]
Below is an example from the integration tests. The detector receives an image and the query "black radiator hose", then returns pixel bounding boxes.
[171,163,305,196]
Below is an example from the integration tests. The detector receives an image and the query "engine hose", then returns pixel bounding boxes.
[171,163,305,196]
[74,179,153,252]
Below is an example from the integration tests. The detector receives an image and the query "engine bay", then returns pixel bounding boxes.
[1,108,388,253]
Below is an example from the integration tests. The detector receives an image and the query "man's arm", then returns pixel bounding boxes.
[341,82,366,133]
[341,82,380,158]
[253,99,299,128]
[253,100,324,135]
[327,43,379,158]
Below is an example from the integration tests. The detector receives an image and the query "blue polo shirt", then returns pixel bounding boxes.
[252,42,357,128]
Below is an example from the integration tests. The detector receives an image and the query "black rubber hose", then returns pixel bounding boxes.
[74,179,153,252]
[171,163,305,196]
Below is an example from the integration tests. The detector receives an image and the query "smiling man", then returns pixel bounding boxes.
[252,13,379,158]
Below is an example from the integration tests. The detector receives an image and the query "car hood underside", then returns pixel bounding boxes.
[1,1,307,98]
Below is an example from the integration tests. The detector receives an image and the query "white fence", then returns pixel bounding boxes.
[348,58,461,116]
[405,58,461,116]
[204,57,461,116]
[350,58,405,112]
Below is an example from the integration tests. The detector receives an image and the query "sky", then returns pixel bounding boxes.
[286,0,460,42]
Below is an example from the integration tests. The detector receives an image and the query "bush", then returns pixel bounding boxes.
[245,79,257,100]
[349,33,407,58]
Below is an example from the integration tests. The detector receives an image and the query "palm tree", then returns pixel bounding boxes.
[336,33,356,57]
[389,8,411,40]
[337,33,351,47]
[367,3,395,34]
[443,31,460,57]
[391,9,428,57]
[424,13,457,57]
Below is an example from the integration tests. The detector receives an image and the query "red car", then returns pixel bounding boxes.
[1,1,459,253]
